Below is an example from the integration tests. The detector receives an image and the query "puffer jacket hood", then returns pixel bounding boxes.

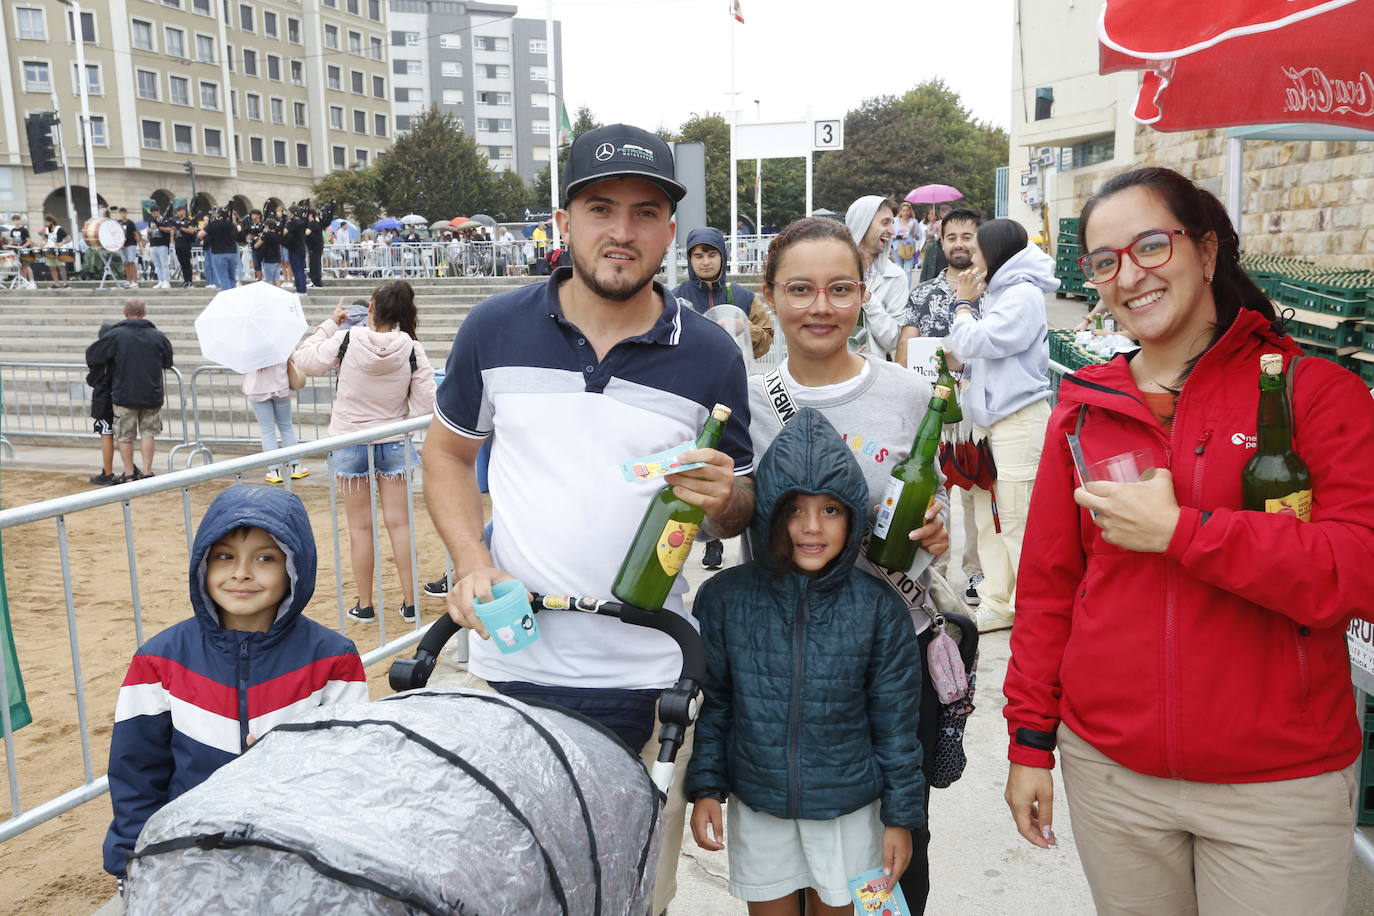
[189,485,316,644]
[749,407,869,592]
[685,227,729,285]
[988,242,1059,297]
[674,226,756,317]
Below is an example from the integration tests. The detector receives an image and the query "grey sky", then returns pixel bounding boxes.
[510,0,1014,134]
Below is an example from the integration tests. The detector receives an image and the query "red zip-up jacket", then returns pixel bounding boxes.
[1005,309,1374,782]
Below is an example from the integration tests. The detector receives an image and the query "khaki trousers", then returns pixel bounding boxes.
[1058,726,1358,916]
[434,666,691,916]
[971,399,1050,616]
[932,484,982,580]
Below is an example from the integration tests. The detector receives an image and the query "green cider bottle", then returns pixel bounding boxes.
[866,385,950,571]
[1241,354,1312,520]
[934,347,962,424]
[612,404,732,609]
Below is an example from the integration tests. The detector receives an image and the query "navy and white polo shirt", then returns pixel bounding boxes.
[435,267,754,690]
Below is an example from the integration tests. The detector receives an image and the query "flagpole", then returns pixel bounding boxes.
[546,0,561,248]
[729,3,739,277]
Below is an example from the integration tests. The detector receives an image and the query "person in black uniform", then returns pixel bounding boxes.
[116,207,141,289]
[146,205,173,289]
[284,207,308,294]
[199,208,240,290]
[254,216,284,285]
[305,205,324,289]
[172,205,197,288]
[243,209,265,281]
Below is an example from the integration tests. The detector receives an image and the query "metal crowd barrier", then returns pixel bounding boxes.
[0,363,195,470]
[183,365,338,465]
[0,415,437,843]
[321,240,524,280]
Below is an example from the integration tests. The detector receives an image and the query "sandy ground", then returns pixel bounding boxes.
[0,468,454,915]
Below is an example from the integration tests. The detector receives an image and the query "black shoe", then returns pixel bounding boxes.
[115,465,143,484]
[702,539,724,570]
[89,471,117,486]
[347,602,376,621]
[181,281,193,288]
[399,602,417,623]
[423,575,449,598]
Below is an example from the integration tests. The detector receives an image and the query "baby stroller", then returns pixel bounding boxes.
[124,594,703,915]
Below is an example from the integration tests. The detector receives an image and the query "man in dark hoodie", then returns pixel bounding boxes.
[85,299,174,481]
[672,227,773,570]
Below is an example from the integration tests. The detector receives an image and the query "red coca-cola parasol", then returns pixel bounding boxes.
[1098,0,1374,131]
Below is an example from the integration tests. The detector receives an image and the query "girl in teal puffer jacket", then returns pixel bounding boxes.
[685,407,924,913]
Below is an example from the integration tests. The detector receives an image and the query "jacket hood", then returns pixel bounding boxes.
[748,408,870,591]
[189,485,316,638]
[987,243,1059,296]
[346,326,415,375]
[685,227,728,288]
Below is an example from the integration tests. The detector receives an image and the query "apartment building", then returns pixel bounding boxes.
[388,0,562,184]
[0,0,393,227]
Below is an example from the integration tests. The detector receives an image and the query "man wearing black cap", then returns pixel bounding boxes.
[171,204,197,287]
[423,124,755,913]
[146,204,173,289]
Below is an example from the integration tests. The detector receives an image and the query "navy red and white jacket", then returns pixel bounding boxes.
[1005,309,1374,784]
[102,485,366,877]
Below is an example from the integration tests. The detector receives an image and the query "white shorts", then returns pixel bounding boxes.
[726,796,883,907]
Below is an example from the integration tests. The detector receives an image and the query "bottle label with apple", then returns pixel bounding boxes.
[656,520,699,575]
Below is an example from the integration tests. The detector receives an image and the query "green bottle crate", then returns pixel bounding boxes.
[1277,280,1369,318]
[1286,319,1362,349]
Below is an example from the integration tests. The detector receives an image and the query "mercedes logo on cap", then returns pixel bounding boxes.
[594,142,616,162]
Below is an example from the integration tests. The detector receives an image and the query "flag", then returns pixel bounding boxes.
[558,101,573,148]
[731,0,744,24]
[0,534,33,734]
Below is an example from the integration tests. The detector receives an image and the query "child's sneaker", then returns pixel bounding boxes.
[399,602,417,623]
[347,602,375,621]
[264,467,284,484]
[89,471,117,486]
[423,574,449,598]
[289,464,310,480]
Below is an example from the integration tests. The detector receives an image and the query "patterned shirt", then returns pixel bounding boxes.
[903,272,983,338]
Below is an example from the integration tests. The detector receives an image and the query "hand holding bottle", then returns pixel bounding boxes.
[665,447,737,519]
[909,502,949,556]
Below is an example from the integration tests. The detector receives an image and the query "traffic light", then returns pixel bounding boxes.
[25,113,58,174]
[184,161,195,178]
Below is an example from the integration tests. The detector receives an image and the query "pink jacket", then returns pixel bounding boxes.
[241,361,290,401]
[292,319,436,440]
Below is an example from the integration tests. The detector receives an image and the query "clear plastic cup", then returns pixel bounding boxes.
[1085,448,1156,483]
[473,579,539,654]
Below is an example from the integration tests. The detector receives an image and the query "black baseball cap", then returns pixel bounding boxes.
[562,124,687,210]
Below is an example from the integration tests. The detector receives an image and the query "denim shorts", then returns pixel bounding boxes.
[329,440,415,479]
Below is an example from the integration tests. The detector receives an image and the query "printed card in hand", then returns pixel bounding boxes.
[849,866,911,915]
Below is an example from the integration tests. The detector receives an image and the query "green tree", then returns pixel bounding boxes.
[737,157,807,229]
[313,164,384,228]
[814,79,1008,219]
[571,105,600,135]
[531,104,600,211]
[490,169,531,221]
[371,105,498,219]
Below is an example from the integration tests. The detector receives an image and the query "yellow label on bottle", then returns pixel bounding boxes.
[1264,489,1312,521]
[656,520,699,576]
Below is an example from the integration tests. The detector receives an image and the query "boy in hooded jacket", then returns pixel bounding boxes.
[686,408,923,911]
[102,485,367,882]
[672,226,774,360]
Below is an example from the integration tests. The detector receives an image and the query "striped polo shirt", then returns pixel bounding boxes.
[435,267,754,690]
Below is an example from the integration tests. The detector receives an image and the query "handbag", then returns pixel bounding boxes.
[896,239,917,261]
[286,357,306,391]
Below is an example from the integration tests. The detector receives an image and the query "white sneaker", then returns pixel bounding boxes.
[976,605,1015,633]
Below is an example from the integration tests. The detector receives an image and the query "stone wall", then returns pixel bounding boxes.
[1068,127,1374,270]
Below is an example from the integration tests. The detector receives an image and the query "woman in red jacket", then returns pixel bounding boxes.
[1003,167,1374,915]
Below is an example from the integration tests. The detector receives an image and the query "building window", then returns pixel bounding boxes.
[348,30,362,55]
[296,142,309,168]
[246,92,261,119]
[132,19,156,51]
[165,26,186,58]
[474,36,508,52]
[226,42,235,72]
[200,80,220,110]
[263,10,277,38]
[439,33,462,49]
[137,69,159,100]
[141,120,163,150]
[173,123,194,153]
[441,61,462,78]
[196,34,216,63]
[353,109,366,133]
[403,31,419,46]
[350,70,364,94]
[368,0,380,21]
[233,133,240,160]
[355,148,368,166]
[532,120,550,135]
[250,136,264,162]
[273,139,287,166]
[327,66,341,90]
[287,17,300,43]
[163,0,182,6]
[21,60,51,92]
[532,145,550,163]
[406,60,422,76]
[1062,134,1116,171]
[230,89,238,116]
[442,89,463,104]
[395,115,411,132]
[324,24,338,49]
[15,7,47,40]
[482,64,511,79]
[239,3,253,32]
[370,36,383,60]
[323,0,335,6]
[204,127,223,156]
[346,0,359,14]
[66,8,96,43]
[193,0,212,14]
[169,75,190,106]
[374,113,386,136]
[529,38,547,54]
[270,97,284,124]
[75,63,103,95]
[479,118,512,133]
[267,54,280,81]
[290,59,304,85]
[372,75,385,99]
[87,115,108,146]
[332,145,346,168]
[477,91,511,105]
[394,87,421,103]
[530,66,548,82]
[329,106,343,129]
[243,48,257,76]
[293,101,307,127]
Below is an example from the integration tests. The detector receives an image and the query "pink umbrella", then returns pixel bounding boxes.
[905,184,964,205]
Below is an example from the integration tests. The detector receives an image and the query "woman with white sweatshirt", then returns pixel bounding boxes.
[944,220,1058,632]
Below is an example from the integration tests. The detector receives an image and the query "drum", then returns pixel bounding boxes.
[82,217,125,253]
[0,250,17,275]
[57,249,76,264]
[18,249,36,263]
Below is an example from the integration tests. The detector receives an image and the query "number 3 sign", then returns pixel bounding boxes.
[813,119,844,151]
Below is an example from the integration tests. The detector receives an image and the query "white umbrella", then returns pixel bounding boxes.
[195,282,308,374]
[399,213,428,225]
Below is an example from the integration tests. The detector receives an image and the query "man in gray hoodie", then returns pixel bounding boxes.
[845,196,910,358]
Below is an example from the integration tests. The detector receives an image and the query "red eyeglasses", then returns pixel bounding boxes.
[1077,229,1189,285]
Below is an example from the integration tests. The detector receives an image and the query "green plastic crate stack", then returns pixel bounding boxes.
[1048,329,1109,372]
